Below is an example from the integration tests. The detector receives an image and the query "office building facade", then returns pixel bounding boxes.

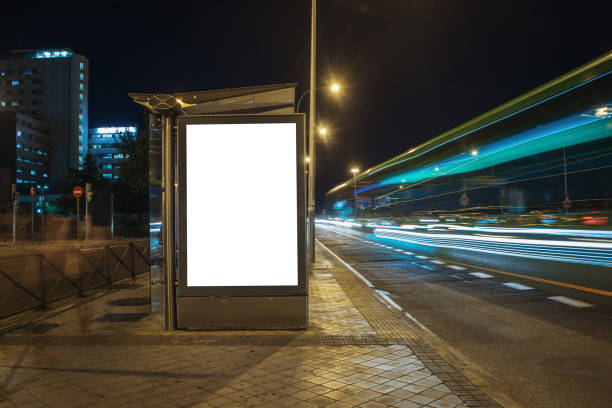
[88,126,137,180]
[0,48,88,186]
[0,111,50,209]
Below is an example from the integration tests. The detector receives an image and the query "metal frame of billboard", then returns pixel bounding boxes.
[176,114,307,298]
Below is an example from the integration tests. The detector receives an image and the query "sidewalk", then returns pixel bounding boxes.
[0,242,499,408]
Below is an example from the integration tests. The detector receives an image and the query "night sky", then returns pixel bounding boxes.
[2,0,611,204]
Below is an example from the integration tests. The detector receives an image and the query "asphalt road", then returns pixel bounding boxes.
[317,224,612,408]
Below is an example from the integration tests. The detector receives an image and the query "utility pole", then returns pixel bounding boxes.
[308,0,317,263]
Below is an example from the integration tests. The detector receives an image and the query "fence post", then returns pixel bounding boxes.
[130,243,135,279]
[39,254,47,309]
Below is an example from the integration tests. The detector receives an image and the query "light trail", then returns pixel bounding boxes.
[373,227,612,267]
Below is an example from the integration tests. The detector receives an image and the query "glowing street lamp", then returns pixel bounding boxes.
[296,83,341,112]
[319,127,328,136]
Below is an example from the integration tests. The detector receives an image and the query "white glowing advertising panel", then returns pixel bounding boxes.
[185,122,298,287]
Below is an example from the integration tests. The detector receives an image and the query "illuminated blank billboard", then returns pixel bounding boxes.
[179,117,305,291]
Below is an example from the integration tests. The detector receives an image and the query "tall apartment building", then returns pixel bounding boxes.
[88,126,137,180]
[0,48,88,186]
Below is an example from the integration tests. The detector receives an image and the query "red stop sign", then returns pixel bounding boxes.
[72,186,84,198]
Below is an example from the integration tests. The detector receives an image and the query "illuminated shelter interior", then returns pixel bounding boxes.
[326,51,612,217]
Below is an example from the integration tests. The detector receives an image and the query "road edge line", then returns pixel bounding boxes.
[316,239,374,288]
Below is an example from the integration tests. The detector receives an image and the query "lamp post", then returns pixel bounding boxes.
[297,84,339,263]
[351,168,359,217]
[296,84,340,113]
[307,0,317,264]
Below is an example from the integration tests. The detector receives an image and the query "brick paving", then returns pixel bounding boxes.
[0,242,499,407]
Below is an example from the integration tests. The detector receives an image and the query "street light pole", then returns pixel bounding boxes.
[308,0,317,264]
[351,168,359,218]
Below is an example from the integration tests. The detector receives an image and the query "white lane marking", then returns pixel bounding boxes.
[470,272,494,279]
[404,251,414,255]
[415,263,434,270]
[415,255,429,259]
[394,249,404,252]
[503,282,533,290]
[447,265,466,270]
[383,246,392,249]
[378,293,403,311]
[548,296,594,308]
[449,275,463,280]
[430,260,445,264]
[316,239,374,288]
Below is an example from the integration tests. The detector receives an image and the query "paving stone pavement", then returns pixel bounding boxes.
[0,243,500,408]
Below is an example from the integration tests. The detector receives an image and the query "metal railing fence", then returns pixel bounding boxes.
[0,240,150,319]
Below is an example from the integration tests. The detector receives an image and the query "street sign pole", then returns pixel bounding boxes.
[12,184,18,245]
[72,186,84,242]
[31,198,34,238]
[110,193,114,240]
[30,187,36,239]
[76,197,80,241]
[41,197,44,240]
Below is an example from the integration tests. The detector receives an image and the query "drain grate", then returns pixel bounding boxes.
[92,313,149,322]
[106,298,150,307]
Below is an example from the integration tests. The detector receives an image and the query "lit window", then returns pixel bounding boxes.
[79,93,83,101]
[37,150,43,155]
[11,80,19,86]
[113,153,124,159]
[92,144,101,149]
[0,72,5,76]
[80,73,84,81]
[16,130,22,137]
[16,179,23,183]
[16,143,23,148]
[80,63,84,71]
[103,164,113,169]
[43,173,48,178]
[114,175,120,179]
[17,156,23,161]
[11,101,19,107]
[17,169,22,173]
[25,70,33,75]
[103,173,112,179]
[31,170,36,175]
[104,153,113,159]
[79,83,84,91]
[1,101,6,107]
[79,114,83,121]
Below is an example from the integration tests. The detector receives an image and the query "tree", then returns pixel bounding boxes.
[117,127,149,196]
[113,126,149,218]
